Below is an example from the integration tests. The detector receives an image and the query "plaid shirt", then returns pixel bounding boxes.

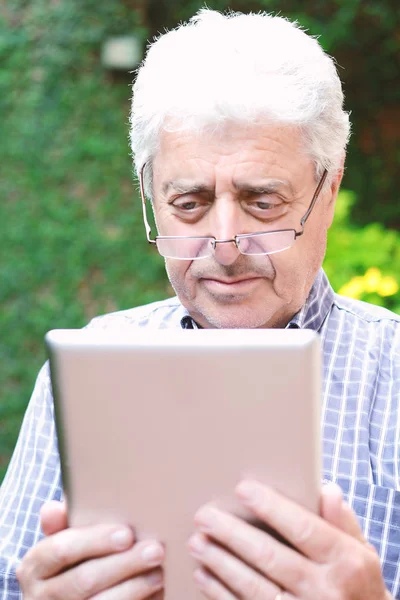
[1,269,400,598]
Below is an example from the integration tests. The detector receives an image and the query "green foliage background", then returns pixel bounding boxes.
[0,0,399,482]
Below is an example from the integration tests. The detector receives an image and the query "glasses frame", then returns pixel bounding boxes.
[139,165,328,259]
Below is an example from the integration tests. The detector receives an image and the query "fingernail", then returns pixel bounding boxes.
[341,500,351,512]
[147,569,163,587]
[111,528,133,550]
[195,505,218,532]
[323,482,343,499]
[141,541,164,566]
[236,480,259,504]
[188,534,207,556]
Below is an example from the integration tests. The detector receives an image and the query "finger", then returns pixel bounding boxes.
[321,483,366,542]
[320,482,343,526]
[89,569,163,600]
[40,501,68,536]
[188,533,282,600]
[236,480,345,562]
[43,540,165,599]
[21,523,135,579]
[193,567,236,600]
[232,482,386,600]
[194,504,312,596]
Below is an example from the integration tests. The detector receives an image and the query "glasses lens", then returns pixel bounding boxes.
[237,230,296,256]
[156,237,213,260]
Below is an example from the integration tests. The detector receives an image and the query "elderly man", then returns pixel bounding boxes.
[1,8,399,600]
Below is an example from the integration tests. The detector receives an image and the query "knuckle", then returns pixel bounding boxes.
[284,563,309,592]
[290,516,314,545]
[28,581,57,600]
[357,549,382,579]
[16,554,36,593]
[230,518,245,544]
[244,575,264,600]
[44,579,71,600]
[344,552,370,579]
[325,547,382,597]
[73,563,97,597]
[253,539,275,570]
[48,535,71,567]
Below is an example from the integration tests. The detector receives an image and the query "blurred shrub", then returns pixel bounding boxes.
[0,0,166,480]
[324,190,400,313]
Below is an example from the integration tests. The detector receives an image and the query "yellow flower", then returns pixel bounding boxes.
[338,277,365,299]
[377,276,399,297]
[339,269,399,300]
[363,268,382,293]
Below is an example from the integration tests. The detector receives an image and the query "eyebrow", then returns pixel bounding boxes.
[162,180,210,195]
[233,179,295,196]
[162,178,295,197]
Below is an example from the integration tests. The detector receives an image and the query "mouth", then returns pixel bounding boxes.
[200,276,263,294]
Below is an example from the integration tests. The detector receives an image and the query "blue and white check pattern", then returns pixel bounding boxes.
[1,269,400,598]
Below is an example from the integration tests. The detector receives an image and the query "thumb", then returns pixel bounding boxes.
[40,500,68,537]
[321,483,365,542]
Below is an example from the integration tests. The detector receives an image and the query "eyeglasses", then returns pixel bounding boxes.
[139,166,328,260]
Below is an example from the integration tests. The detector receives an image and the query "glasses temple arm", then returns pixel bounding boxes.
[300,169,328,228]
[139,164,156,244]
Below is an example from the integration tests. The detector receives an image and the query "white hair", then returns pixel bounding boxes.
[130,8,351,193]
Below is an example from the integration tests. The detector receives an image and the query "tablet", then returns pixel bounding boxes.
[46,328,321,600]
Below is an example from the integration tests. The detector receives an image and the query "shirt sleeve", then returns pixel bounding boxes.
[0,363,63,599]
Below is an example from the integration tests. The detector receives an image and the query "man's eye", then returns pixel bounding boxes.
[177,201,198,211]
[255,201,275,210]
[248,200,281,211]
[172,196,209,211]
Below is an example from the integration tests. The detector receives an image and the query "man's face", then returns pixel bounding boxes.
[151,122,340,329]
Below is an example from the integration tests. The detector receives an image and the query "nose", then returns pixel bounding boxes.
[211,197,242,265]
[213,238,240,265]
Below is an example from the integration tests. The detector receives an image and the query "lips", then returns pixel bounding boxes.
[200,276,263,294]
[202,276,261,285]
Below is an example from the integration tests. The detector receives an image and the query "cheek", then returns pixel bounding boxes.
[270,248,300,283]
[164,258,193,295]
[272,226,327,292]
[270,245,310,289]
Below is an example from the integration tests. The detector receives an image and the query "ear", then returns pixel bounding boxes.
[326,155,345,229]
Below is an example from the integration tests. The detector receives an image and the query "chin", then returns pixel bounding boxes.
[192,304,279,329]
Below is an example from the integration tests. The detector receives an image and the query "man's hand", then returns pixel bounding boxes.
[188,481,390,600]
[17,501,165,599]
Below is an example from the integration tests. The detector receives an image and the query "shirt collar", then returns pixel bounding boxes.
[181,315,198,329]
[286,269,335,331]
[180,269,335,331]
